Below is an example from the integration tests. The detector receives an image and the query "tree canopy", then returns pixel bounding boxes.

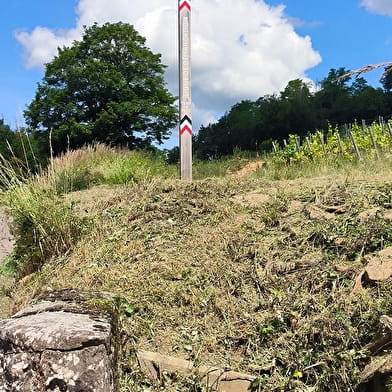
[381,67,392,92]
[25,22,177,154]
[193,69,392,159]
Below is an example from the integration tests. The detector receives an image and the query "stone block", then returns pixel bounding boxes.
[137,350,255,392]
[0,289,119,392]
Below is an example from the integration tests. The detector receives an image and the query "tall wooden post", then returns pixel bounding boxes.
[179,0,192,180]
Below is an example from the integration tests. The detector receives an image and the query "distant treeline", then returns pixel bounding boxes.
[2,66,392,167]
[193,67,392,159]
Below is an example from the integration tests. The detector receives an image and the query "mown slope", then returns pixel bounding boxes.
[4,169,392,391]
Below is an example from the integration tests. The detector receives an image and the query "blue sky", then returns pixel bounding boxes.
[1,0,391,148]
[1,0,78,126]
[268,0,392,86]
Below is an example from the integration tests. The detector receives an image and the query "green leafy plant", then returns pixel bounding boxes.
[271,121,392,166]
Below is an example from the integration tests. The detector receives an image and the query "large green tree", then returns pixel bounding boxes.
[278,79,317,136]
[381,66,392,92]
[25,22,177,153]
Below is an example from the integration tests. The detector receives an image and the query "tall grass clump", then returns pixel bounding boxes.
[0,153,84,276]
[49,144,176,193]
[48,147,104,194]
[0,144,178,275]
[99,148,176,185]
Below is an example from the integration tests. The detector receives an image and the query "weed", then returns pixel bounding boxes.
[258,193,288,227]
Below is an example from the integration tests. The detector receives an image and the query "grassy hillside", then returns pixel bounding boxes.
[1,146,392,391]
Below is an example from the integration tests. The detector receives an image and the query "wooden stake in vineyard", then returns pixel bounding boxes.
[179,0,192,180]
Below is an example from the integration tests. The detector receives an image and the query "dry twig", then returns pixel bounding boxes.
[337,62,392,80]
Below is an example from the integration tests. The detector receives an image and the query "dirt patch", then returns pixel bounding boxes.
[229,160,264,178]
[232,187,278,207]
[304,205,335,220]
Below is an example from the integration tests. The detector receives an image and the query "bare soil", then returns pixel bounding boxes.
[229,160,264,177]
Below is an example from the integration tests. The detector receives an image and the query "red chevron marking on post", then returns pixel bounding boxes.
[180,125,192,135]
[179,1,191,11]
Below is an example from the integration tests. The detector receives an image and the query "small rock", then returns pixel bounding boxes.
[305,205,334,221]
[335,265,353,273]
[383,210,392,222]
[334,237,347,246]
[364,247,392,282]
[361,355,392,383]
[288,200,305,213]
[137,351,256,392]
[358,208,381,222]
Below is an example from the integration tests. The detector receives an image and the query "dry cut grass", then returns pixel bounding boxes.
[7,168,392,391]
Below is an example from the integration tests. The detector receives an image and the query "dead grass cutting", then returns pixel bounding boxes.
[3,169,392,391]
[2,148,392,390]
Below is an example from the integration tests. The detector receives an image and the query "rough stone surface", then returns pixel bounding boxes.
[0,211,15,320]
[137,351,256,392]
[0,289,119,392]
[361,355,392,383]
[0,211,14,264]
[305,205,334,221]
[365,247,392,282]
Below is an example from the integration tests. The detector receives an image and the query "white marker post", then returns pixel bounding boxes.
[179,0,192,180]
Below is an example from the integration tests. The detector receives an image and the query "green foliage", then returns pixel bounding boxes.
[271,121,392,165]
[25,22,177,154]
[48,145,176,193]
[0,144,179,276]
[381,66,392,92]
[312,213,392,260]
[100,150,176,185]
[114,296,138,317]
[0,179,83,275]
[0,254,18,275]
[193,156,245,179]
[259,193,288,227]
[165,146,180,164]
[194,68,392,160]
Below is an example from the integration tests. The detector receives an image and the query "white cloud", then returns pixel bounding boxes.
[15,0,321,131]
[360,0,392,16]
